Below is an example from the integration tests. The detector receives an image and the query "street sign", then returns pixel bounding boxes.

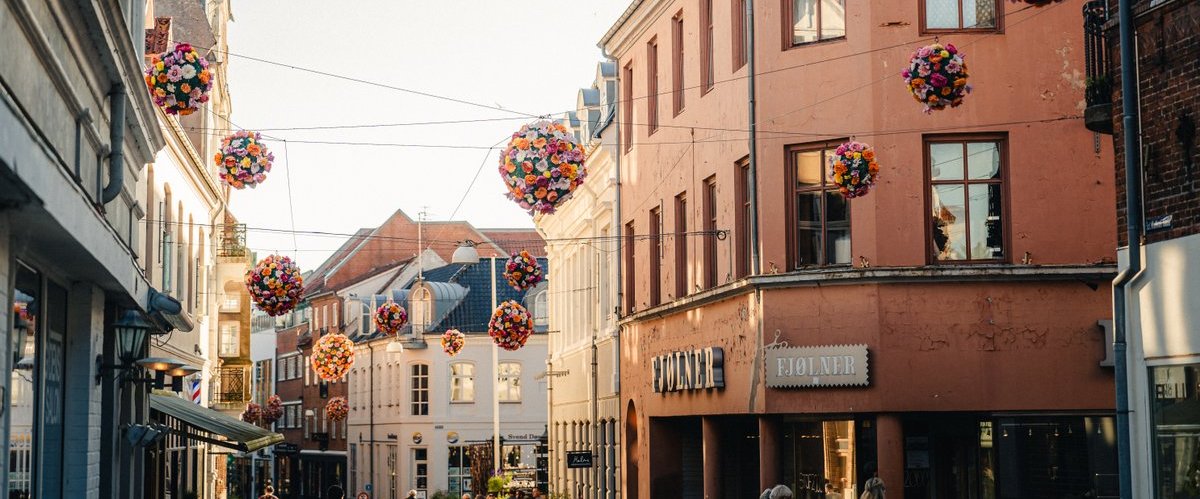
[365,483,373,492]
[566,451,593,469]
[274,443,299,455]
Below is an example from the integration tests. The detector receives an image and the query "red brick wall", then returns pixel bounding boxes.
[1111,0,1200,246]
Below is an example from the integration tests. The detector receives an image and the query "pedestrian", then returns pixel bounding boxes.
[327,483,345,499]
[405,491,417,499]
[258,485,278,499]
[768,484,793,499]
[861,467,886,499]
[462,494,472,499]
[824,482,841,499]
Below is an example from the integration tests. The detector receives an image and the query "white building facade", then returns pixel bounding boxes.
[534,61,622,499]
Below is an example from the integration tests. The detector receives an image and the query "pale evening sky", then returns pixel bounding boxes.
[223,1,630,270]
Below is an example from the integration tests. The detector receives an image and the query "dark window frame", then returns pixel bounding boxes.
[703,176,719,288]
[923,133,1011,264]
[781,0,849,49]
[918,0,1004,34]
[700,0,715,95]
[732,0,748,70]
[672,11,686,116]
[624,221,636,313]
[649,207,662,307]
[674,192,689,299]
[647,37,659,135]
[622,62,634,153]
[784,140,853,269]
[735,157,751,278]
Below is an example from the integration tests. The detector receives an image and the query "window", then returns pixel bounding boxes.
[624,221,636,313]
[622,62,633,153]
[787,143,851,267]
[781,419,858,498]
[735,157,752,278]
[388,445,398,499]
[361,299,373,335]
[282,403,301,429]
[922,0,998,31]
[498,362,522,402]
[411,287,432,334]
[411,364,429,415]
[674,192,689,298]
[732,0,748,69]
[1153,365,1200,498]
[700,0,715,92]
[349,444,358,495]
[703,176,718,288]
[672,12,685,115]
[219,322,240,357]
[531,290,548,327]
[448,445,473,496]
[647,37,659,134]
[785,0,846,46]
[649,207,662,307]
[450,362,475,403]
[926,136,1006,262]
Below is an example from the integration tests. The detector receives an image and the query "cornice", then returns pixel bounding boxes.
[601,0,676,58]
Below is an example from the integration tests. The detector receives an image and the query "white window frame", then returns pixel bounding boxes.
[498,362,522,403]
[450,362,475,403]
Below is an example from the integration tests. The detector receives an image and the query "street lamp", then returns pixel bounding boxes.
[95,310,155,385]
[167,365,201,392]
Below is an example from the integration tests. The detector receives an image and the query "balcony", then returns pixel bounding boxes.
[211,366,250,405]
[1084,0,1113,134]
[218,223,248,259]
[219,296,241,313]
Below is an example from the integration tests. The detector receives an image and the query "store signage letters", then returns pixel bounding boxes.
[652,347,725,393]
[766,344,869,388]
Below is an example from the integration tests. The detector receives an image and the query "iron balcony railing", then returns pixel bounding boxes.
[211,366,249,404]
[218,223,248,258]
[1083,0,1114,133]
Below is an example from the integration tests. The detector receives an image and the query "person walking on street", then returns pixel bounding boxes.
[760,484,793,499]
[861,471,886,499]
[258,485,278,499]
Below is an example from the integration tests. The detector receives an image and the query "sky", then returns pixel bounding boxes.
[223,1,630,270]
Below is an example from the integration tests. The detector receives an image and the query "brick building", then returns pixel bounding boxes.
[1088,0,1200,496]
[605,0,1121,498]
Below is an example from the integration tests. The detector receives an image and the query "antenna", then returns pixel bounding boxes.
[417,207,429,280]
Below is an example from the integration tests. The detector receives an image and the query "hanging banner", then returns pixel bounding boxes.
[765,344,869,388]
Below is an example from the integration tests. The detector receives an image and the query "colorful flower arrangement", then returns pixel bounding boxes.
[215,131,274,189]
[498,120,588,215]
[261,395,283,424]
[241,402,262,424]
[488,300,534,351]
[144,43,212,116]
[311,333,355,381]
[903,43,970,113]
[325,396,349,422]
[373,300,408,336]
[828,141,880,198]
[441,329,466,357]
[503,250,544,291]
[245,255,304,317]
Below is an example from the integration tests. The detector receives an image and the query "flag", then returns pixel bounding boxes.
[191,378,201,404]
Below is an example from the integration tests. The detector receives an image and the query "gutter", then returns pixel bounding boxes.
[1112,0,1143,496]
[599,0,646,49]
[101,85,126,204]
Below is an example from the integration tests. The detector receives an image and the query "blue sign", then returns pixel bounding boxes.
[365,483,373,492]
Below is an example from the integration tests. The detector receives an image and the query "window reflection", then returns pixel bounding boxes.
[782,419,857,499]
[928,139,1004,262]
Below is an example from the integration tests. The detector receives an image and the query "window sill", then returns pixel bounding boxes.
[450,400,475,404]
[918,27,1001,36]
[500,400,522,404]
[783,36,847,52]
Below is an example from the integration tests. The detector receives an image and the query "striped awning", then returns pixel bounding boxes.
[150,394,283,452]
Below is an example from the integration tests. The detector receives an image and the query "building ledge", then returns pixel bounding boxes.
[619,264,1117,324]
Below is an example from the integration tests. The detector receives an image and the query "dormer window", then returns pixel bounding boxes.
[411,287,432,334]
[531,290,548,327]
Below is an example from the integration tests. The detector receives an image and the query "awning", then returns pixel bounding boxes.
[150,394,283,452]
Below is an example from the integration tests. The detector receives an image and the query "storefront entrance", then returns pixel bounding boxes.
[902,414,1117,499]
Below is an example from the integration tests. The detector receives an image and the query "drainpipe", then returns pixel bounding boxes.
[605,48,623,499]
[102,85,126,204]
[746,0,760,275]
[369,343,376,494]
[1112,0,1142,497]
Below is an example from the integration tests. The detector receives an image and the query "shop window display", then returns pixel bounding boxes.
[1152,364,1200,498]
[781,418,859,499]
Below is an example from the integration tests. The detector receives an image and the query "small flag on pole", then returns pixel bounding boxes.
[191,378,201,404]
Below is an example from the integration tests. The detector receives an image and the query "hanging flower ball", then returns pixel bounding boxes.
[261,395,284,424]
[441,329,466,357]
[503,250,544,291]
[828,141,880,198]
[215,131,274,189]
[903,43,970,113]
[498,120,588,215]
[245,255,304,317]
[241,402,262,424]
[325,396,349,422]
[311,333,356,381]
[374,301,408,336]
[144,43,212,116]
[488,300,534,351]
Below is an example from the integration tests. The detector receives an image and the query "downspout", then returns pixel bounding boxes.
[1113,0,1142,496]
[746,0,760,275]
[601,45,623,499]
[369,343,376,494]
[102,85,126,204]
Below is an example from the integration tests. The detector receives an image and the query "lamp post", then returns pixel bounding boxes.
[451,242,503,474]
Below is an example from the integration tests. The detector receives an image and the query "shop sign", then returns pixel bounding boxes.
[566,451,593,468]
[652,347,725,393]
[766,345,869,388]
[274,443,299,455]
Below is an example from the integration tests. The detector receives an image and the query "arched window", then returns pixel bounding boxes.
[450,362,475,403]
[531,290,549,327]
[410,287,432,334]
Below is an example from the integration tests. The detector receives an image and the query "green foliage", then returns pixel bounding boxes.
[487,473,511,493]
[430,491,451,499]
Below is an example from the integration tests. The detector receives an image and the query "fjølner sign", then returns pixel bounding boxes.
[766,344,870,388]
[652,347,725,393]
